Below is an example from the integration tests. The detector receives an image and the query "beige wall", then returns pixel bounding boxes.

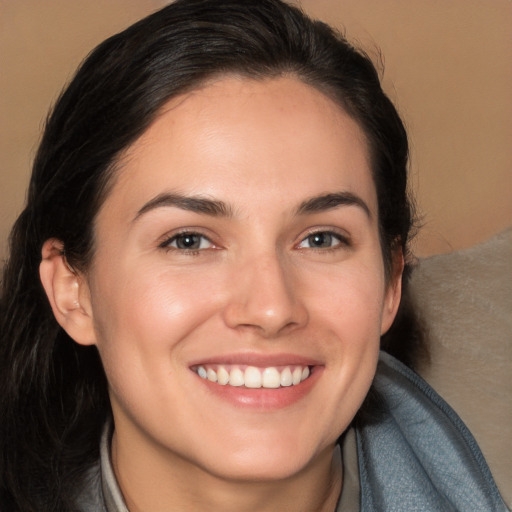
[1,0,511,261]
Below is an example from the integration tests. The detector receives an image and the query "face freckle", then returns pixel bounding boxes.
[82,75,401,484]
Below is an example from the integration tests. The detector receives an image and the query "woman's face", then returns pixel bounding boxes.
[80,76,401,481]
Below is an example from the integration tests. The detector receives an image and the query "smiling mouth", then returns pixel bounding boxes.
[193,364,312,389]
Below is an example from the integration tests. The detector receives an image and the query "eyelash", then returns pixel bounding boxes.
[159,231,215,255]
[296,229,350,251]
[159,229,350,255]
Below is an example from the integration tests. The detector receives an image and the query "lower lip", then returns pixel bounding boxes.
[195,367,323,409]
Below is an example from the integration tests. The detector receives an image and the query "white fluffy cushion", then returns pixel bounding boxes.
[411,227,512,507]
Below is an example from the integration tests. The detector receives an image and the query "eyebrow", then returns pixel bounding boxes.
[133,190,371,222]
[296,192,371,218]
[134,193,232,221]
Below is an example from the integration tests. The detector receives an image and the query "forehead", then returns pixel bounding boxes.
[103,75,376,220]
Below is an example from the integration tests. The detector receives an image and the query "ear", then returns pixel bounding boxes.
[380,248,404,335]
[39,239,97,346]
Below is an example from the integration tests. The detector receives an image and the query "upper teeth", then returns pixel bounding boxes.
[196,365,310,388]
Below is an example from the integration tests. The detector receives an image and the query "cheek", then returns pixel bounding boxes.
[304,260,385,398]
[89,262,225,391]
[88,266,222,419]
[306,258,387,332]
[93,261,220,334]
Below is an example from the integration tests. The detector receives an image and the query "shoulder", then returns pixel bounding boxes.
[355,352,509,512]
[73,462,108,512]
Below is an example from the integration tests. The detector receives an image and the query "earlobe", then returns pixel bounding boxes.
[380,249,404,335]
[39,239,97,346]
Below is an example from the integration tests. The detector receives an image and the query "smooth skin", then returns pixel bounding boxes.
[40,76,402,512]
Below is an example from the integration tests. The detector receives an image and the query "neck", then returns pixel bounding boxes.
[111,431,342,512]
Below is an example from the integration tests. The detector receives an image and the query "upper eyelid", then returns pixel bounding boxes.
[156,226,350,248]
[294,230,352,252]
[297,227,350,242]
[160,227,214,239]
[159,229,215,248]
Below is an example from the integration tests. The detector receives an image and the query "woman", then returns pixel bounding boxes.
[0,1,507,511]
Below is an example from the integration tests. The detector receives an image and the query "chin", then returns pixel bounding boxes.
[192,429,332,483]
[204,453,315,482]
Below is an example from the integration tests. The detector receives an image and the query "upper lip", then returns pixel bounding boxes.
[188,352,323,368]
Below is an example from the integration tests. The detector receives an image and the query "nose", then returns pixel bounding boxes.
[222,252,308,338]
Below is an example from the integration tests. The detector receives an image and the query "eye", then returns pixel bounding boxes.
[297,231,347,249]
[161,232,214,251]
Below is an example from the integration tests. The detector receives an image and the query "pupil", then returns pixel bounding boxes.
[178,234,199,249]
[310,233,331,247]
